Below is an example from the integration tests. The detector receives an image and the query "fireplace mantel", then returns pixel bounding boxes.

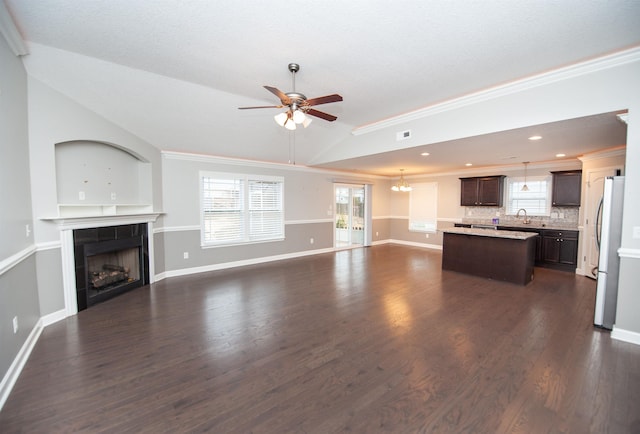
[50,212,161,316]
[42,212,162,230]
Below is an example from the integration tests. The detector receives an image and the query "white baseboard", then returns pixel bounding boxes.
[388,239,443,251]
[156,247,336,280]
[0,321,43,411]
[40,309,67,327]
[611,327,640,346]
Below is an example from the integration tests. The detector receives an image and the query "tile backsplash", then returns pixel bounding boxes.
[463,206,579,228]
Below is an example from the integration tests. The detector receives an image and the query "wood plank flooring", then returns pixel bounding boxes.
[2,244,640,433]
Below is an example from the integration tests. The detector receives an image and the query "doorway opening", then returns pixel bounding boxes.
[335,185,365,248]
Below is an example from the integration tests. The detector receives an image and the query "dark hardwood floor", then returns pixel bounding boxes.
[2,244,640,433]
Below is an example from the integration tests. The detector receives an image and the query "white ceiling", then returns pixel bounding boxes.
[4,0,639,176]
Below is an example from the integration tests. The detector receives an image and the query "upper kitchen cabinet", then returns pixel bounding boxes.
[551,170,582,207]
[460,175,505,206]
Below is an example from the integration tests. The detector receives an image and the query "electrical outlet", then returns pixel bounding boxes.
[376,231,379,237]
[183,252,189,259]
[111,192,117,200]
[25,224,31,237]
[13,316,18,334]
[425,234,429,239]
[310,238,314,244]
[633,226,640,239]
[79,191,85,201]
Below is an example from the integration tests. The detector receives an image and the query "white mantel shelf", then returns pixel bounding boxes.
[41,212,162,230]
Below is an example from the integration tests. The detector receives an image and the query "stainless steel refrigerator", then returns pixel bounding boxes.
[594,176,625,329]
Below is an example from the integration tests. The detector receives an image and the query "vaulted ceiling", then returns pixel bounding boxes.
[5,1,639,175]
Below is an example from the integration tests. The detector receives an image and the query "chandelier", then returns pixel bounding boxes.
[391,169,412,192]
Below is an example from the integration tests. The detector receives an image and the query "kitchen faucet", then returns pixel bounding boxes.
[516,208,531,224]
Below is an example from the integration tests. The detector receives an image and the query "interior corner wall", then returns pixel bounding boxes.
[0,35,40,390]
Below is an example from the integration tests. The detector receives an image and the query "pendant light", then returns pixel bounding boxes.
[521,162,530,192]
[391,169,412,192]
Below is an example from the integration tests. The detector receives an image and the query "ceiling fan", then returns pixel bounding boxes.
[238,63,343,129]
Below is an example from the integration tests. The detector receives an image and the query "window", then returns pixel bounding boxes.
[201,172,284,246]
[409,182,438,232]
[505,175,551,216]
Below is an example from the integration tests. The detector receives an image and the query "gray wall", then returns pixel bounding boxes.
[159,153,390,275]
[0,34,40,384]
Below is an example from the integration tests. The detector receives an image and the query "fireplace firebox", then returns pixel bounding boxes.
[73,223,149,310]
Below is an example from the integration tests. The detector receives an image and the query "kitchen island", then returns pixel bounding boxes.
[441,227,538,285]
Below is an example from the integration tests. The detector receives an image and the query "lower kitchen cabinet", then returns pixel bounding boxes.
[497,226,578,272]
[540,230,578,272]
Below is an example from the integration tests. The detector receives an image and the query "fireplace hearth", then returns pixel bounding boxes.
[74,223,149,310]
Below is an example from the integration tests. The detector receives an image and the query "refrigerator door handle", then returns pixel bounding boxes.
[595,196,604,250]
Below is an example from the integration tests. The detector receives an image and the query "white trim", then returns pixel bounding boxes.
[0,2,29,56]
[285,219,333,225]
[154,225,200,233]
[0,321,43,411]
[36,240,61,251]
[156,247,336,280]
[60,230,78,317]
[611,327,640,346]
[618,248,640,259]
[0,245,36,277]
[388,239,443,251]
[578,146,626,163]
[162,150,389,178]
[42,213,161,230]
[155,220,334,234]
[40,309,67,327]
[352,47,640,135]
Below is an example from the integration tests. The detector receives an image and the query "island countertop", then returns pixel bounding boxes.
[441,227,539,240]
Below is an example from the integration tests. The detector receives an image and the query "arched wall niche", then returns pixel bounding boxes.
[54,140,153,216]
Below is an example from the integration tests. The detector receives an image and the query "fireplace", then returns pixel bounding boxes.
[73,223,149,310]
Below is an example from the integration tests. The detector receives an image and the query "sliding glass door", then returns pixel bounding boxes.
[335,185,365,248]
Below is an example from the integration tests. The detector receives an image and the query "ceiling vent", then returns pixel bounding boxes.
[396,130,411,141]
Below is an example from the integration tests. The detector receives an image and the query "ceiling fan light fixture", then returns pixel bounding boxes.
[274,112,288,127]
[284,118,296,130]
[292,109,306,124]
[302,116,312,128]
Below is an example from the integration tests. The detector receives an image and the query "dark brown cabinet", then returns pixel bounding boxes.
[460,175,505,206]
[551,170,582,207]
[541,229,578,272]
[497,226,578,272]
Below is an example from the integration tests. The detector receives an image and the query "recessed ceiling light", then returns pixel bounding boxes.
[465,163,473,167]
[421,152,430,156]
[556,153,566,158]
[528,135,542,141]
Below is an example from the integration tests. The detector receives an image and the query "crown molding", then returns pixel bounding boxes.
[403,159,581,180]
[578,145,626,162]
[161,150,387,179]
[352,47,640,136]
[0,2,28,56]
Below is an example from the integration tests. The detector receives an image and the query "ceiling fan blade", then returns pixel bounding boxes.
[238,105,283,110]
[264,86,292,105]
[304,94,343,107]
[307,108,337,122]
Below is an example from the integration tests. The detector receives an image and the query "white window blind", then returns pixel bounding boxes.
[201,173,284,246]
[505,175,551,216]
[409,182,438,232]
